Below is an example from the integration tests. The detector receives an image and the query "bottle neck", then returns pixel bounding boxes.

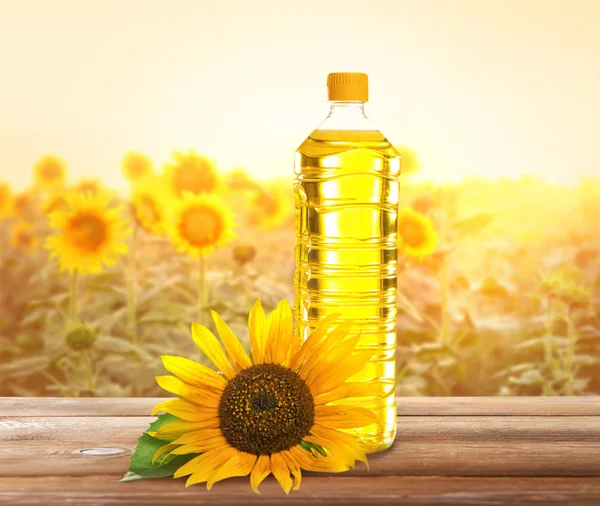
[328,101,367,117]
[317,101,375,131]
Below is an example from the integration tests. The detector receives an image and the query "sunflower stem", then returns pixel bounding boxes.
[127,223,138,344]
[69,270,79,324]
[0,220,4,269]
[197,255,206,326]
[438,211,450,345]
[84,349,95,392]
[542,296,556,396]
[565,305,576,396]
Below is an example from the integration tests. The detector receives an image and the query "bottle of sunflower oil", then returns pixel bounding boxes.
[294,73,400,453]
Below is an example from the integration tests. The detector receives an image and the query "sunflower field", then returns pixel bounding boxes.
[1,152,599,398]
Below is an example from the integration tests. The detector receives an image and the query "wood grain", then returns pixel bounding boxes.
[2,397,600,505]
[1,476,599,506]
[2,396,600,417]
[1,415,599,477]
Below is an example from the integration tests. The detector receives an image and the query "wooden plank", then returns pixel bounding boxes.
[1,476,599,506]
[398,396,600,416]
[2,396,600,417]
[1,416,599,477]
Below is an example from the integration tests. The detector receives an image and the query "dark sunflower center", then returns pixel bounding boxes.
[218,363,315,455]
[41,160,61,179]
[67,212,107,251]
[178,207,222,246]
[400,220,426,247]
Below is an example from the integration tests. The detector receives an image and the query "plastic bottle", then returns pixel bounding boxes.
[294,72,400,453]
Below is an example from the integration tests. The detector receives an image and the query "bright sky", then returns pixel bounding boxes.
[1,0,599,190]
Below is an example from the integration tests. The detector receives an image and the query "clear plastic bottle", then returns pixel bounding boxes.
[294,73,400,453]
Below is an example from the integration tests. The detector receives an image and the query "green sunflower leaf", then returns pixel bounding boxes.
[119,413,201,482]
[300,440,327,457]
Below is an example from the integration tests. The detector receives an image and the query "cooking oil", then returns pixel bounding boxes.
[294,73,400,453]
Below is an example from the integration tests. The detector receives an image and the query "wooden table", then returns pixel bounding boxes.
[1,397,600,505]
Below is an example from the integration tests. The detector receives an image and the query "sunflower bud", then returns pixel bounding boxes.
[65,323,97,351]
[232,244,256,266]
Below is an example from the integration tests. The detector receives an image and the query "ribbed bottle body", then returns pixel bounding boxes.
[294,129,400,453]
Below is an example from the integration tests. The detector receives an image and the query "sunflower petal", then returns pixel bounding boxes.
[248,299,268,364]
[169,438,228,455]
[191,322,237,379]
[313,381,387,406]
[310,425,369,469]
[308,350,374,396]
[151,443,179,465]
[211,310,252,371]
[315,405,378,427]
[315,404,377,424]
[179,447,237,484]
[151,398,219,422]
[250,454,271,494]
[148,419,213,442]
[270,452,293,495]
[155,375,221,407]
[289,313,342,370]
[304,435,361,469]
[161,355,227,391]
[171,430,225,446]
[302,334,361,385]
[299,320,355,381]
[264,300,294,366]
[289,445,350,473]
[206,451,257,490]
[280,450,302,490]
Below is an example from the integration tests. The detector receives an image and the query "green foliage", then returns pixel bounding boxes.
[300,440,327,457]
[120,413,200,482]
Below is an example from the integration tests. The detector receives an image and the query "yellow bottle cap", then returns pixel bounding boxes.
[327,72,369,101]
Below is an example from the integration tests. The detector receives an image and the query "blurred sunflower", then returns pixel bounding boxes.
[13,191,37,220]
[150,299,375,494]
[247,183,291,230]
[122,151,154,183]
[163,150,219,197]
[397,207,438,259]
[10,221,39,252]
[226,168,260,192]
[232,244,256,266]
[34,155,67,192]
[75,179,101,196]
[0,182,13,219]
[131,177,168,235]
[45,192,130,274]
[169,192,235,258]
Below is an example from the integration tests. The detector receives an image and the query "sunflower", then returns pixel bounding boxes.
[0,182,13,219]
[247,183,292,230]
[10,221,39,251]
[232,244,256,266]
[34,155,67,192]
[225,168,260,192]
[168,192,235,258]
[45,192,130,274]
[131,177,168,235]
[75,179,101,196]
[150,299,376,494]
[13,191,37,220]
[163,150,219,197]
[122,151,154,183]
[397,207,438,259]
